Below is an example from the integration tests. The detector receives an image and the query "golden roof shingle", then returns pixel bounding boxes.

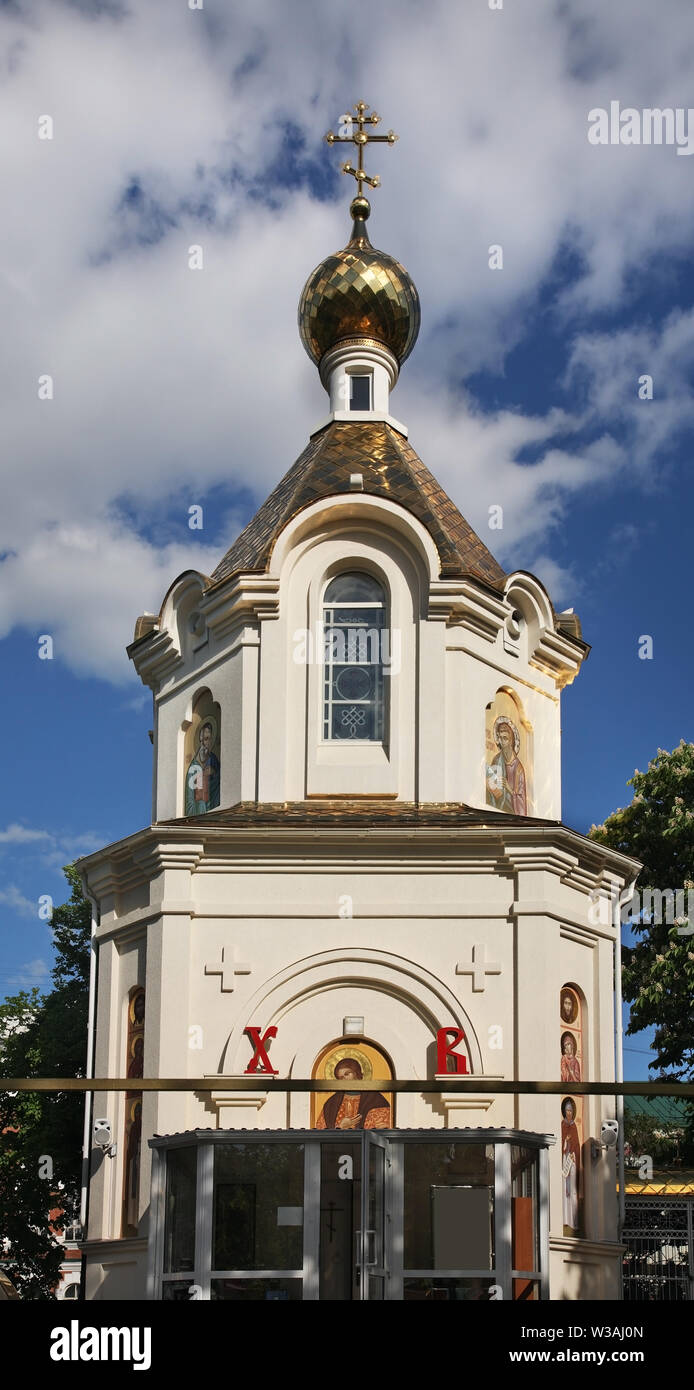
[159,800,558,830]
[210,420,506,590]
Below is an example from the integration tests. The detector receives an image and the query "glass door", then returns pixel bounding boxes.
[317,1141,361,1300]
[360,1133,391,1300]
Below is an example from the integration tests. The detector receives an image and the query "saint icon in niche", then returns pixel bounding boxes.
[124,1097,142,1235]
[561,1097,581,1236]
[185,714,220,815]
[122,988,144,1238]
[315,1056,391,1130]
[486,717,527,816]
[128,1034,144,1080]
[560,989,578,1025]
[560,1032,581,1083]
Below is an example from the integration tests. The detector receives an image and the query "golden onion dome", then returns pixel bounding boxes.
[298,196,420,367]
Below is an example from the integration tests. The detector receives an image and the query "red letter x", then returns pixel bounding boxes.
[436,1027,468,1075]
[244,1026,278,1074]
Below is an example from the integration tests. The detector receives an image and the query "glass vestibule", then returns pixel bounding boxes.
[147,1129,550,1302]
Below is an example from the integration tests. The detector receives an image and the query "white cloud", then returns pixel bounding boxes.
[7,958,50,989]
[0,824,53,845]
[119,692,149,713]
[0,822,101,863]
[0,884,37,918]
[1,0,693,678]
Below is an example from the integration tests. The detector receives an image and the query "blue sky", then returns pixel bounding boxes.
[1,0,693,1083]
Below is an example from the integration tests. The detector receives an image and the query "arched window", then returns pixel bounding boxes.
[322,572,387,742]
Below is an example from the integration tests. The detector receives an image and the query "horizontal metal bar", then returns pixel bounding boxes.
[208,1270,303,1279]
[1,1077,693,1095]
[404,1269,497,1279]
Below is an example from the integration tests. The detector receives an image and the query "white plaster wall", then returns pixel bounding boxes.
[145,498,574,818]
[154,638,249,821]
[83,826,627,1300]
[445,632,562,819]
[87,932,145,1245]
[84,1241,147,1301]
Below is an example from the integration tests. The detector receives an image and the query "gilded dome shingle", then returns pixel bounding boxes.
[298,200,420,367]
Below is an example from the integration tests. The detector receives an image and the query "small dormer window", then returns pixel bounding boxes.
[349,374,371,411]
[322,572,386,741]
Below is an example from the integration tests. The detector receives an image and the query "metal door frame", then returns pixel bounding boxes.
[359,1131,391,1300]
[149,1126,551,1301]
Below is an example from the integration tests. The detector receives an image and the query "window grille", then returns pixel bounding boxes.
[322,572,387,742]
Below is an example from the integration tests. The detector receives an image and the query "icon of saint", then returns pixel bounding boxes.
[315,1058,390,1130]
[561,1097,580,1235]
[185,720,220,815]
[124,1099,142,1236]
[560,990,578,1024]
[560,1032,581,1083]
[486,717,527,815]
[128,1035,144,1080]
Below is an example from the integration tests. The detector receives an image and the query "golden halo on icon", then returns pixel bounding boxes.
[324,1046,373,1081]
[129,990,145,1025]
[493,715,520,754]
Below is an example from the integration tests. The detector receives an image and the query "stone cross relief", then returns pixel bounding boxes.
[204,946,252,993]
[456,943,502,993]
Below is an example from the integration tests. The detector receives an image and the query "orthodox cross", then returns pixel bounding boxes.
[325,101,398,196]
[456,944,502,993]
[205,946,251,993]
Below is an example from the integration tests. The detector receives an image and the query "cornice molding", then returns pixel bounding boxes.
[550,1236,625,1259]
[129,628,184,692]
[429,578,507,638]
[530,626,585,689]
[202,573,280,640]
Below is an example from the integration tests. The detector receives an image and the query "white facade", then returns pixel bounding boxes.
[132,490,582,820]
[80,206,640,1301]
[80,428,639,1301]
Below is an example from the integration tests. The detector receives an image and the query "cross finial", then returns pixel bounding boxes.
[325,101,398,199]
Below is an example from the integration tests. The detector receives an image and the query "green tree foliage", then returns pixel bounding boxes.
[624,1110,688,1166]
[0,865,90,1298]
[589,742,694,1080]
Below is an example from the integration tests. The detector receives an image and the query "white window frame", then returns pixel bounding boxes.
[321,571,387,745]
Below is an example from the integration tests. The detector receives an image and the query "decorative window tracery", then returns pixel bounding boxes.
[322,572,387,742]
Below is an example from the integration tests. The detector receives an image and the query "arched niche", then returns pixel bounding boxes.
[485,687,533,816]
[122,986,145,1238]
[183,689,221,816]
[559,982,585,1238]
[159,570,208,660]
[504,571,555,651]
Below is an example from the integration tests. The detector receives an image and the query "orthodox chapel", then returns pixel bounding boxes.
[79,106,639,1302]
